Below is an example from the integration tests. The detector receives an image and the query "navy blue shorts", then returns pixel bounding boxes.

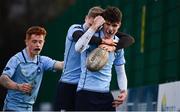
[75,90,115,111]
[54,81,77,111]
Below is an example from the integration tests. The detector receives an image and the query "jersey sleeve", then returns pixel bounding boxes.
[67,24,83,41]
[2,56,20,78]
[115,64,127,91]
[41,56,56,71]
[113,49,126,66]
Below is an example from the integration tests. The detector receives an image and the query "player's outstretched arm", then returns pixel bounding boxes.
[54,61,64,71]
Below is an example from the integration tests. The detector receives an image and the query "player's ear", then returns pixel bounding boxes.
[85,15,89,21]
[25,39,28,46]
[118,22,121,29]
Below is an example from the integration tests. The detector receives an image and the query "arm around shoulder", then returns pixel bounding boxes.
[116,32,135,49]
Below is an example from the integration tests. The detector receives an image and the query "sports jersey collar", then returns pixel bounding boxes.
[22,48,39,64]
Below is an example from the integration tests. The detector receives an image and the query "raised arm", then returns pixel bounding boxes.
[54,61,64,71]
[75,16,105,53]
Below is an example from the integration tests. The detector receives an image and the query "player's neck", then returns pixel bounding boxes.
[25,48,37,60]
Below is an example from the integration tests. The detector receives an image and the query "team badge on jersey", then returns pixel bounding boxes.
[37,67,41,73]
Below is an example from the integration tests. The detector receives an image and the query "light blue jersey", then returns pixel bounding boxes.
[60,24,84,84]
[77,31,126,92]
[2,49,56,111]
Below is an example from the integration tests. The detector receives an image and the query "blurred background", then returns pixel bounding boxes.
[0,0,180,111]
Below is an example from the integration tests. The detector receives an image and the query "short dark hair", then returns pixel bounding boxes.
[102,6,122,23]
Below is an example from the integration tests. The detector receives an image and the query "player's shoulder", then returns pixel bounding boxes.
[68,24,82,31]
[39,55,48,60]
[39,55,53,61]
[12,51,23,61]
[70,24,81,28]
[67,24,83,37]
[6,51,22,64]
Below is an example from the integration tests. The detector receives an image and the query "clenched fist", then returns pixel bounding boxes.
[16,83,32,93]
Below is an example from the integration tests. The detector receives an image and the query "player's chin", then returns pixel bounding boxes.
[105,32,114,38]
[34,51,41,55]
[105,34,113,38]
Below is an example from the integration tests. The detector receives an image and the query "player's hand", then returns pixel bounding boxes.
[102,38,117,46]
[16,83,32,93]
[112,90,127,107]
[99,44,116,52]
[92,16,105,30]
